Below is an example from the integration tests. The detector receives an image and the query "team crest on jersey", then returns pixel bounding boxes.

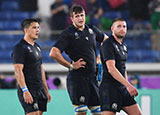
[79,96,85,103]
[75,32,79,39]
[27,46,33,52]
[33,103,39,110]
[88,28,93,34]
[112,103,118,110]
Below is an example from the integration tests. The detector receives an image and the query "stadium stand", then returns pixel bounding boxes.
[0,0,160,64]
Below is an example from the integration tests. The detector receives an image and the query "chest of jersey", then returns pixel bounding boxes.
[113,43,128,61]
[25,45,42,63]
[70,28,96,49]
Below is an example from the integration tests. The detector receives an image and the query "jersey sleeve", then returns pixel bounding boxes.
[100,41,115,63]
[53,31,70,52]
[12,45,25,64]
[92,25,105,43]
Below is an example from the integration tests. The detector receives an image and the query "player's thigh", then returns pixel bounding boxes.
[123,104,142,115]
[17,89,38,113]
[38,110,43,115]
[26,111,39,115]
[102,111,115,115]
[37,88,48,112]
[99,83,121,112]
[26,110,43,115]
[88,78,101,106]
[67,75,89,105]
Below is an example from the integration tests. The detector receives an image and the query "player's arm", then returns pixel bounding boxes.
[103,34,109,42]
[49,47,86,70]
[100,34,108,46]
[106,60,138,96]
[93,24,108,43]
[14,64,33,104]
[41,65,51,102]
[125,71,128,81]
[51,5,66,15]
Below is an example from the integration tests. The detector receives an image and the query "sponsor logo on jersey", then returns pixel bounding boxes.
[75,32,79,39]
[37,46,41,52]
[85,37,89,40]
[115,45,120,52]
[27,46,33,52]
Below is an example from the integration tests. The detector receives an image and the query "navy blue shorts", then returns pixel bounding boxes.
[17,87,48,114]
[67,73,100,106]
[99,82,137,112]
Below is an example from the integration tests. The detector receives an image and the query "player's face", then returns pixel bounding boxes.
[112,21,127,39]
[26,22,40,40]
[71,11,85,29]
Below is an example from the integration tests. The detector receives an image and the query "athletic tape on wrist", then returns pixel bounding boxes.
[22,86,28,92]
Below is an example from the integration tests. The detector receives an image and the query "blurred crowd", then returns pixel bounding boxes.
[35,0,160,30]
[8,0,160,32]
[1,0,160,49]
[14,0,160,49]
[0,75,17,89]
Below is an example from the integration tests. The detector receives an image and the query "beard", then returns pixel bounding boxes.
[33,37,37,40]
[115,33,125,39]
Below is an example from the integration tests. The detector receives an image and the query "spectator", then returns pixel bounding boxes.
[128,0,150,20]
[35,0,55,40]
[50,0,68,30]
[50,0,69,40]
[0,75,17,89]
[150,3,160,51]
[151,2,160,30]
[72,0,87,12]
[0,0,2,11]
[150,32,160,51]
[108,0,127,11]
[100,0,110,12]
[36,18,52,41]
[36,0,54,19]
[20,0,38,12]
[87,0,103,28]
[148,0,160,15]
[0,75,10,88]
[130,74,142,89]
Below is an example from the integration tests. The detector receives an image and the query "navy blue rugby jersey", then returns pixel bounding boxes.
[54,24,104,76]
[100,35,128,86]
[12,39,43,89]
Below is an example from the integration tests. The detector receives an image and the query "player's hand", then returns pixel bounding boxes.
[126,84,138,97]
[23,91,33,104]
[72,58,86,70]
[47,92,51,102]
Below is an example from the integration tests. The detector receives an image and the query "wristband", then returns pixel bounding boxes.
[22,86,28,92]
[69,64,74,71]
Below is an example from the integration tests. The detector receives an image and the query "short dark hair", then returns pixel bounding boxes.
[21,18,39,30]
[112,18,125,25]
[70,5,84,17]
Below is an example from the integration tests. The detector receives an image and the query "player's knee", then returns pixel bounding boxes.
[89,106,102,115]
[74,105,88,114]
